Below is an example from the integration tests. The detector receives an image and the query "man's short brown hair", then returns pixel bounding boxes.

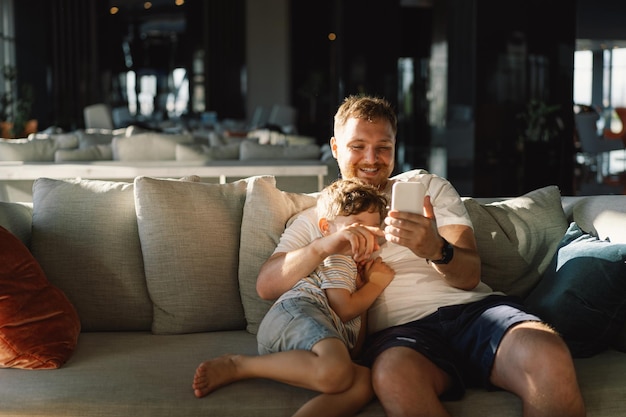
[334,95,397,136]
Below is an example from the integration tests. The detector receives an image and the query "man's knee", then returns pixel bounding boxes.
[372,347,451,396]
[492,321,577,390]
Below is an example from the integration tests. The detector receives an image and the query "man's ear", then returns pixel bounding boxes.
[319,218,331,235]
[330,137,338,158]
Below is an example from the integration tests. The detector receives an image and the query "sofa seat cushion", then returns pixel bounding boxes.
[0,331,325,417]
[0,226,80,369]
[134,176,250,334]
[30,178,152,331]
[463,185,568,298]
[525,222,626,357]
[0,330,623,417]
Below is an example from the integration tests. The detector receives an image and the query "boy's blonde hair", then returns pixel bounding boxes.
[334,95,397,136]
[317,178,388,222]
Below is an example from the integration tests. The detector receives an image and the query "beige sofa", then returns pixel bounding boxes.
[0,172,625,417]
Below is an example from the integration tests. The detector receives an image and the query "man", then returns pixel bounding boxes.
[257,95,585,417]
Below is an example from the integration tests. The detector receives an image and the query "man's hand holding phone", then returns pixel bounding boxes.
[385,181,439,256]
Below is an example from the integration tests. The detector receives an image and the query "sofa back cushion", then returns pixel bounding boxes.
[463,185,568,298]
[54,144,113,162]
[238,176,317,334]
[0,138,57,161]
[112,133,193,161]
[239,140,321,161]
[30,178,152,331]
[134,176,249,334]
[569,195,626,244]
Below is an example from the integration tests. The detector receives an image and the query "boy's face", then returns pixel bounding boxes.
[330,117,396,190]
[320,210,382,236]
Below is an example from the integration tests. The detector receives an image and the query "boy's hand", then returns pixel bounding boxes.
[321,223,385,263]
[360,256,394,289]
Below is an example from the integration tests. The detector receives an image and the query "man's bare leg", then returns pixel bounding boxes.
[371,346,452,417]
[490,322,586,417]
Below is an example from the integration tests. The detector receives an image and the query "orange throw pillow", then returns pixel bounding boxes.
[0,226,80,369]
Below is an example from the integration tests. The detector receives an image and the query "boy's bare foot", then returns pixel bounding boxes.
[192,354,240,398]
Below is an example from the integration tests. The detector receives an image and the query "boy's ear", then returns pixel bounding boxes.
[319,218,330,235]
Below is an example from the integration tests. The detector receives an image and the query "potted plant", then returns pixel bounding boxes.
[515,99,566,193]
[0,65,35,138]
[517,99,564,143]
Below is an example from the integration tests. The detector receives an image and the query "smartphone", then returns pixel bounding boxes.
[391,181,426,214]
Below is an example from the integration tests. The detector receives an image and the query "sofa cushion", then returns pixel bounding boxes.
[570,196,626,244]
[238,176,317,334]
[175,142,240,161]
[74,128,116,148]
[30,178,152,331]
[30,132,80,149]
[134,176,250,334]
[112,132,193,161]
[525,222,626,357]
[54,144,113,162]
[463,185,568,298]
[175,143,211,161]
[0,226,80,369]
[239,140,321,161]
[0,138,57,161]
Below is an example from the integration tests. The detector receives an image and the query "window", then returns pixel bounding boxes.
[610,48,626,107]
[0,0,15,102]
[573,50,592,105]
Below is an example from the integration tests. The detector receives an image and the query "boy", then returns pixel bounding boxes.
[193,178,395,417]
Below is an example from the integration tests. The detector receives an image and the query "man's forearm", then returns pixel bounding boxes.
[256,240,327,300]
[431,245,481,290]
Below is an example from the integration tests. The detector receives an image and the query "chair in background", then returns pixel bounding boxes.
[603,107,626,144]
[575,111,625,183]
[84,103,114,130]
[112,106,134,129]
[267,104,297,133]
[249,105,269,130]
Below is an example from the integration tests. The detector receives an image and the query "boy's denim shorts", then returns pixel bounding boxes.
[359,295,541,400]
[257,297,342,355]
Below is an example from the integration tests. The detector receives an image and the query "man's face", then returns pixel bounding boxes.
[331,117,395,190]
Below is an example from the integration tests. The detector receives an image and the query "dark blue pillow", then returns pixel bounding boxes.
[525,222,626,358]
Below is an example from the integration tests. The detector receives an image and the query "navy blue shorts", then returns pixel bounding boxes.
[359,295,540,400]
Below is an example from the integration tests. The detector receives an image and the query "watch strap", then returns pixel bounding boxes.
[430,237,454,265]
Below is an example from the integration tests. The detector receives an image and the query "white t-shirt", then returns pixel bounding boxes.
[273,170,495,334]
